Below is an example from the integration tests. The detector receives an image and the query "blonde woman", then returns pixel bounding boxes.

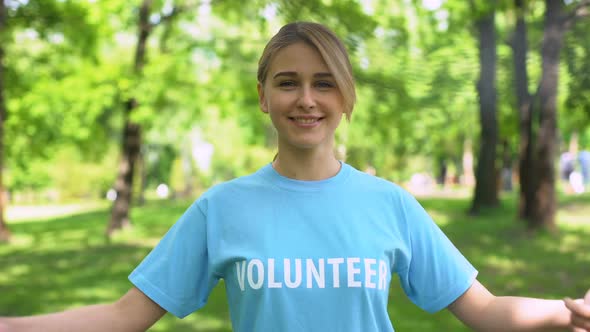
[1,22,589,332]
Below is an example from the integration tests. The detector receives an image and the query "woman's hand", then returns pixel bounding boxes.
[564,289,590,332]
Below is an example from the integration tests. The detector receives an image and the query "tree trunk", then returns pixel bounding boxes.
[106,102,142,236]
[137,148,147,206]
[0,0,10,242]
[436,156,447,187]
[527,0,565,231]
[511,0,535,220]
[106,0,152,237]
[470,9,499,213]
[501,140,513,192]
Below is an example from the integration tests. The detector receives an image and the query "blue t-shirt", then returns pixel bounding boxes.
[129,162,477,331]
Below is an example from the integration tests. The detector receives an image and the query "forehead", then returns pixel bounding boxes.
[269,42,330,75]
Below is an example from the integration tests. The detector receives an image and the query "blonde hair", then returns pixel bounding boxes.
[257,22,356,121]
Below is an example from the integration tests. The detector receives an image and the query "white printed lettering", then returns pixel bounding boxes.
[236,260,246,291]
[284,258,302,288]
[347,257,361,287]
[378,259,388,290]
[364,258,377,289]
[247,259,264,289]
[306,258,325,288]
[268,259,282,288]
[236,257,389,291]
[327,258,344,288]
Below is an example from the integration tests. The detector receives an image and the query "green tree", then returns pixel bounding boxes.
[509,0,534,220]
[0,0,102,242]
[511,0,590,230]
[106,0,188,237]
[470,2,500,213]
[0,0,9,242]
[563,15,590,138]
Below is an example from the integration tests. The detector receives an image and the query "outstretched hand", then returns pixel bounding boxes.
[564,289,590,332]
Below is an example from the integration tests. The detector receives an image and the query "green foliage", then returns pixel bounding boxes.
[144,144,177,189]
[4,0,116,194]
[4,0,590,198]
[6,145,118,201]
[5,160,51,191]
[563,19,590,138]
[45,147,119,200]
[8,0,100,57]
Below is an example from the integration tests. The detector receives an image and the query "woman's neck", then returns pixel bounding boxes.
[272,149,341,181]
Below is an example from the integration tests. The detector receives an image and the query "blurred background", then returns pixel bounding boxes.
[1,0,590,331]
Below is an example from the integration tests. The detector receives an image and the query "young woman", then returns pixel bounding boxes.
[1,21,589,332]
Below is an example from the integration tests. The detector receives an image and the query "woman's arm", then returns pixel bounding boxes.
[448,279,590,332]
[0,287,166,332]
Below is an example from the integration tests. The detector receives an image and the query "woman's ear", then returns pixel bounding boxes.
[257,82,268,113]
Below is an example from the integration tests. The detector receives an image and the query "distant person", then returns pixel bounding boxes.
[1,22,590,332]
[560,151,575,180]
[580,150,590,190]
[560,151,576,193]
[570,171,585,194]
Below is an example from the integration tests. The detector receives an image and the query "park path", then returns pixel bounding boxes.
[6,202,107,222]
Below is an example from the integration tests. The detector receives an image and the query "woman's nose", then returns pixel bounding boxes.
[297,86,316,110]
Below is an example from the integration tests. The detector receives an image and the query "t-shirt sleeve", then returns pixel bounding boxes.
[396,190,478,313]
[129,200,219,318]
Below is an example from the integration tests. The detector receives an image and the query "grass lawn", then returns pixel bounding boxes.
[1,193,589,331]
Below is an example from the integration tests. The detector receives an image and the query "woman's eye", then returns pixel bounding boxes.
[316,81,335,88]
[278,81,296,87]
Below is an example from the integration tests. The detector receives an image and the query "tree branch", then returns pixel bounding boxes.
[150,0,220,29]
[561,0,590,30]
[154,0,225,52]
[151,4,182,28]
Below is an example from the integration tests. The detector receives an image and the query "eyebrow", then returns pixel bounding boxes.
[272,71,333,79]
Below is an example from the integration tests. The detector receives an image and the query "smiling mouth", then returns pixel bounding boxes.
[289,117,324,124]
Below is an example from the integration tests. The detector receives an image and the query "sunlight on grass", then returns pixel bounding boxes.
[426,210,450,226]
[561,230,590,249]
[484,254,526,271]
[0,233,34,250]
[1,264,31,281]
[152,313,232,332]
[109,226,164,248]
[558,193,590,226]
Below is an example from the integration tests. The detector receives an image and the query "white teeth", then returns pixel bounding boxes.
[293,118,319,124]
